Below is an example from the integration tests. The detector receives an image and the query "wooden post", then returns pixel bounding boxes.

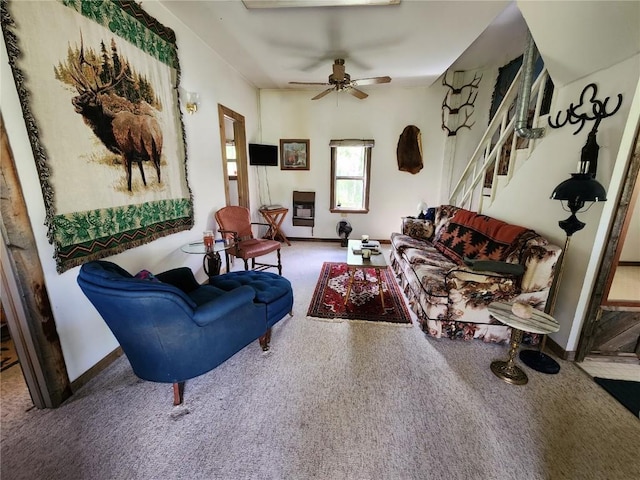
[1,115,71,408]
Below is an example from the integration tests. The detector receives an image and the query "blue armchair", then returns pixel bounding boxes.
[77,260,267,405]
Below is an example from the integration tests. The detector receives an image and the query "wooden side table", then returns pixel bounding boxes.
[259,207,291,246]
[488,301,560,385]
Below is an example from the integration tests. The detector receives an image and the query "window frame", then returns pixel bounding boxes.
[329,141,373,214]
[225,142,238,180]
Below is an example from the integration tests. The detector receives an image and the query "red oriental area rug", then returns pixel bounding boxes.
[307,262,412,324]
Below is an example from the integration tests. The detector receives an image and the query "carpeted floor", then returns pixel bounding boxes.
[307,261,412,324]
[2,242,640,480]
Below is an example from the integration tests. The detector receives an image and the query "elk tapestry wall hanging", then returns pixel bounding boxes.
[1,0,193,273]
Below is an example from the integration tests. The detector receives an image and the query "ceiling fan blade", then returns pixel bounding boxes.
[289,81,331,86]
[352,76,392,86]
[312,88,335,100]
[348,87,368,100]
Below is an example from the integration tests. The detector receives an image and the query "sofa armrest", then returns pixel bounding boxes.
[401,217,435,241]
[520,243,563,293]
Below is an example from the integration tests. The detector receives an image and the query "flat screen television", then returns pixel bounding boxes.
[248,143,278,166]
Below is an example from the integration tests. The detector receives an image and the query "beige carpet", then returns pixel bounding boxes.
[2,241,639,480]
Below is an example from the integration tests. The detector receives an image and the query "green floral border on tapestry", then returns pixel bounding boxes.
[1,0,193,273]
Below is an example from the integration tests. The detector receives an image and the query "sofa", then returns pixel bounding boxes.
[390,205,562,344]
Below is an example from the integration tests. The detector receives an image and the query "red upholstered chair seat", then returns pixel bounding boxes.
[236,238,281,258]
[215,206,283,275]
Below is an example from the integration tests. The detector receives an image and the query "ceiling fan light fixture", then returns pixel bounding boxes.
[290,58,391,100]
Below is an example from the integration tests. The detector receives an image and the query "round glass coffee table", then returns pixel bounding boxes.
[181,239,235,277]
[488,301,560,385]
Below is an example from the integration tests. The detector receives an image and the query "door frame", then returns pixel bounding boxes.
[576,121,640,361]
[1,116,71,408]
[217,104,249,209]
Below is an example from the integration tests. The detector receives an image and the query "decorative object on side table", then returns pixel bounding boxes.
[181,238,234,277]
[519,121,608,375]
[489,301,560,385]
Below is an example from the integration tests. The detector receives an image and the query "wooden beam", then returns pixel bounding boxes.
[0,115,72,407]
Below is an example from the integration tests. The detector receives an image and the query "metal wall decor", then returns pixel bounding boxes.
[441,71,482,136]
[548,83,623,135]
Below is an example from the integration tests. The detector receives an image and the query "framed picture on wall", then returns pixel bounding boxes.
[280,139,310,170]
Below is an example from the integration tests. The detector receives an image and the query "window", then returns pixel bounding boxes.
[225,142,237,179]
[330,139,374,213]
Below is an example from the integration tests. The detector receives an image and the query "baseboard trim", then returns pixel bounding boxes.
[545,336,575,362]
[70,347,123,393]
[286,237,391,244]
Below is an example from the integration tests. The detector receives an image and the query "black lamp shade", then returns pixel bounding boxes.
[551,173,607,205]
[551,173,607,236]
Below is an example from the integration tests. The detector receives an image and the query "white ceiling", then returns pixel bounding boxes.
[160,0,528,91]
[159,0,640,93]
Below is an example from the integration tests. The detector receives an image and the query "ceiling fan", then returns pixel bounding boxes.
[289,59,391,100]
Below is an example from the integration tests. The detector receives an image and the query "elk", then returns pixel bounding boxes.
[68,39,162,192]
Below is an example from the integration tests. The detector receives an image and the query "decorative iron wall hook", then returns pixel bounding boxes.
[548,83,622,135]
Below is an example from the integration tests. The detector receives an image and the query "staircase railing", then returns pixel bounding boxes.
[448,67,550,212]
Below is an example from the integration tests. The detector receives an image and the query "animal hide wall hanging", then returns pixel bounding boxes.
[1,0,193,273]
[397,125,423,174]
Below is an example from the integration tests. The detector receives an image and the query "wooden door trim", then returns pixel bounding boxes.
[217,105,231,206]
[576,121,640,361]
[217,104,249,209]
[1,115,71,407]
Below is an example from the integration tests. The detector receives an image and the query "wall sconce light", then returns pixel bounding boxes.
[185,91,200,114]
[519,124,607,375]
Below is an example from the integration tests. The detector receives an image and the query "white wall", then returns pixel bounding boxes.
[256,85,447,241]
[1,2,259,381]
[483,54,640,350]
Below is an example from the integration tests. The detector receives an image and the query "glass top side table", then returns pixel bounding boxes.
[181,239,235,277]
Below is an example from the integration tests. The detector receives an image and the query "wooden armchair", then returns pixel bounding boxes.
[215,206,282,275]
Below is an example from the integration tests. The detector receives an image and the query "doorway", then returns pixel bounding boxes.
[577,122,640,363]
[217,105,249,209]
